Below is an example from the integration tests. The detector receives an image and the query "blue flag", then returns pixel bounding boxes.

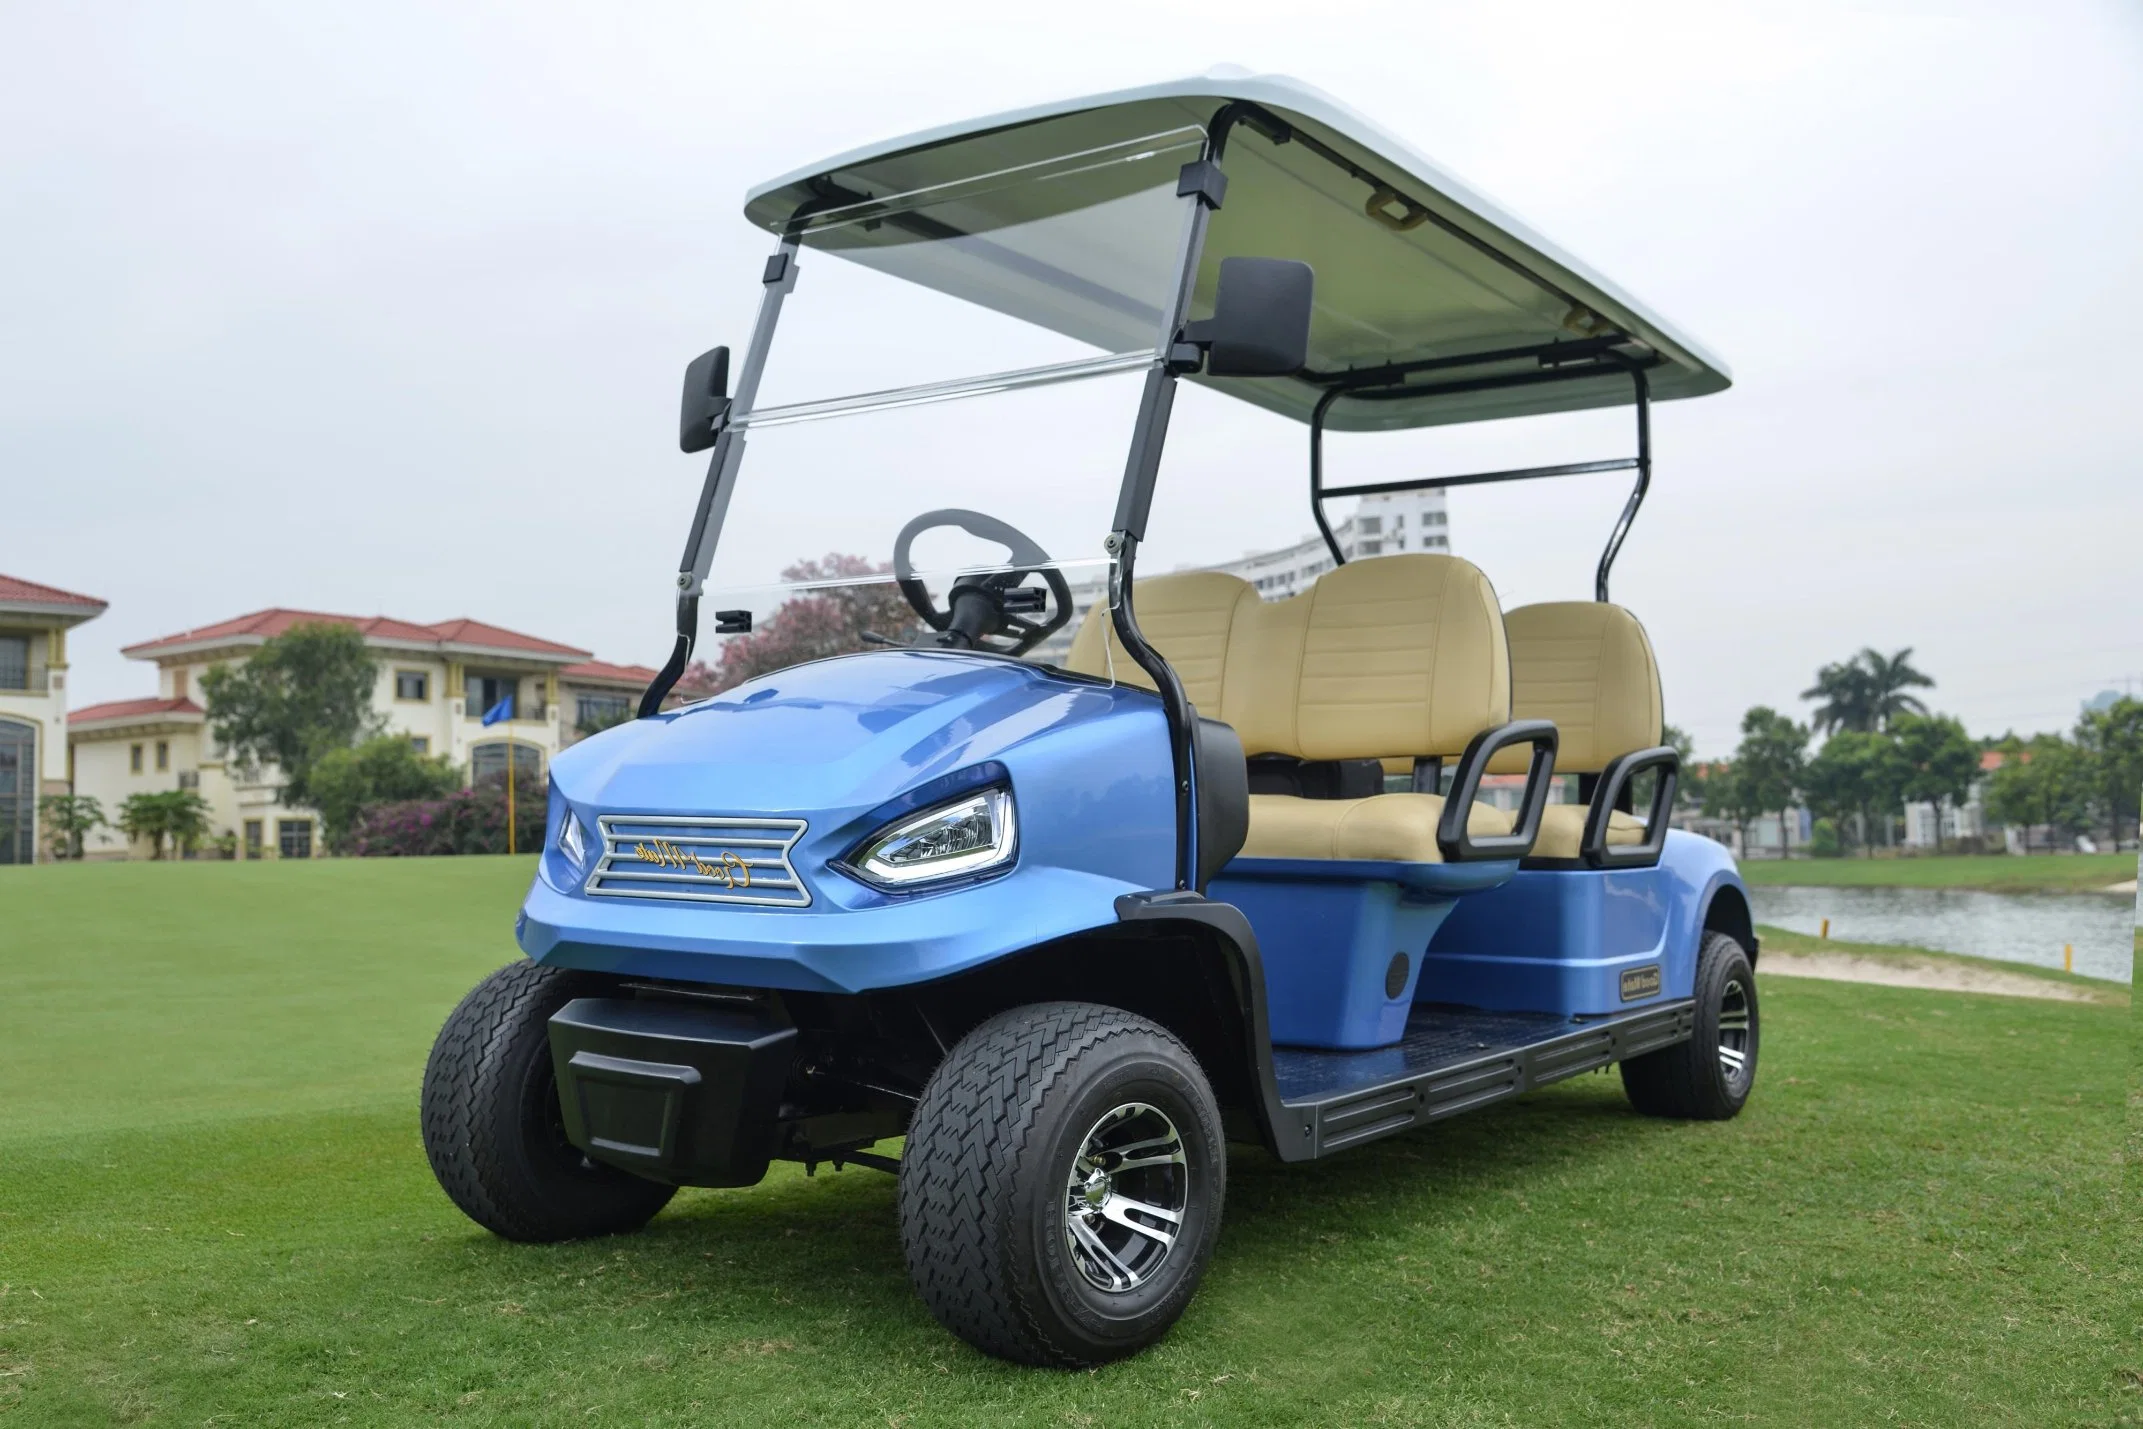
[481,695,514,726]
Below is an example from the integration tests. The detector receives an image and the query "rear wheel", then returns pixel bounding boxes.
[1621,930,1759,1120]
[420,961,676,1242]
[898,1002,1225,1367]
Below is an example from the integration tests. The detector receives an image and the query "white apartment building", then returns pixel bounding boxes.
[1033,487,1451,663]
[68,608,660,860]
[0,573,108,864]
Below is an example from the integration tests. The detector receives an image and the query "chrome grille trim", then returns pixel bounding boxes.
[583,814,811,907]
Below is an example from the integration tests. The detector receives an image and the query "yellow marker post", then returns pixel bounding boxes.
[2064,943,2073,973]
[1820,917,1830,940]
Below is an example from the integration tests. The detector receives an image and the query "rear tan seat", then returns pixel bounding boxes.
[1491,602,1663,860]
[1065,555,1518,862]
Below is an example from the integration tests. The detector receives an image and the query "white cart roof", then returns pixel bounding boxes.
[745,73,1730,433]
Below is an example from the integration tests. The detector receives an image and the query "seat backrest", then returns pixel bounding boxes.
[1490,601,1663,775]
[1066,554,1512,764]
[1062,571,1257,712]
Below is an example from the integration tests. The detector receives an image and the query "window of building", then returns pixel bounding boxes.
[410,736,430,755]
[155,740,169,771]
[243,820,263,859]
[1394,514,1405,529]
[576,693,632,731]
[278,819,313,859]
[1359,540,1382,555]
[177,771,199,790]
[395,670,430,701]
[468,673,520,720]
[130,743,143,773]
[0,636,26,691]
[1358,516,1382,534]
[471,741,543,786]
[1426,511,1447,526]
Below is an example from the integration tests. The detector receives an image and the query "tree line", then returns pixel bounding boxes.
[1695,646,2141,856]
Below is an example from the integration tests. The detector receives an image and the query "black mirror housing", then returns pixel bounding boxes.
[1186,257,1314,378]
[679,346,731,453]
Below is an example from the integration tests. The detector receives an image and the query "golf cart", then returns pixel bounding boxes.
[421,73,1759,1368]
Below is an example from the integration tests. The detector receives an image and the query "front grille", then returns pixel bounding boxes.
[583,814,811,907]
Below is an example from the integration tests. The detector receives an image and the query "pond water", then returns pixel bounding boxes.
[1747,884,2135,983]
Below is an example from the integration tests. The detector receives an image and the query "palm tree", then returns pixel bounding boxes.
[1802,660,1875,735]
[1803,648,1936,734]
[1859,646,1933,730]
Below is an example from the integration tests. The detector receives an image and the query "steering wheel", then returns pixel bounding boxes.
[891,509,1074,657]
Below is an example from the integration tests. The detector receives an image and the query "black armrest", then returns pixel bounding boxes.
[1582,746,1679,868]
[1436,719,1559,862]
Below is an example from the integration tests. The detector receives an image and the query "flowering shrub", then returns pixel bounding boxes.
[347,771,546,857]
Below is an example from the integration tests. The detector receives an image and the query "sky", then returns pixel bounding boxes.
[6,0,2140,755]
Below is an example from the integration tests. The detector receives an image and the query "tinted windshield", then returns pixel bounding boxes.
[689,131,1203,693]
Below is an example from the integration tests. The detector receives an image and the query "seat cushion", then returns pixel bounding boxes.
[1238,793,1515,863]
[1530,803,1646,861]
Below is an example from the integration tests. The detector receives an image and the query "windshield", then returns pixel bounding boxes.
[690,131,1203,694]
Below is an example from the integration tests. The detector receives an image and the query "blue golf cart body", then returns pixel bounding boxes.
[425,71,1759,1366]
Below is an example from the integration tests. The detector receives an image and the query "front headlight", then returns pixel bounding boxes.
[852,788,1016,887]
[557,808,589,869]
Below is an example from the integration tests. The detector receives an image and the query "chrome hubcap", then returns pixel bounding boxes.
[1717,977,1754,1092]
[1062,1102,1188,1293]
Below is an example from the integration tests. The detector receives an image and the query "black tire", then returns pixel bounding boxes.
[1622,930,1759,1120]
[421,961,676,1242]
[898,1001,1225,1367]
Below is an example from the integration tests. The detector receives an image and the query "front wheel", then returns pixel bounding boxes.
[420,961,676,1242]
[898,1002,1225,1367]
[1622,930,1759,1119]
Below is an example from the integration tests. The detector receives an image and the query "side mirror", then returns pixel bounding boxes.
[1183,257,1314,377]
[678,346,730,453]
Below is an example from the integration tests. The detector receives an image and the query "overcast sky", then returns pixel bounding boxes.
[7,0,2139,755]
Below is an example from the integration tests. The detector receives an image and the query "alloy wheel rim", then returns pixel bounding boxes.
[1717,977,1754,1092]
[1062,1102,1188,1293]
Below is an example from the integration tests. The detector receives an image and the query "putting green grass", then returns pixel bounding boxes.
[1736,851,2134,894]
[2,859,2134,1426]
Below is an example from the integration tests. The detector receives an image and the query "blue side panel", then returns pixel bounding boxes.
[518,652,1176,993]
[1418,830,1744,1016]
[1209,857,1516,1050]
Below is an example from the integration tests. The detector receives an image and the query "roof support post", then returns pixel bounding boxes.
[1594,364,1651,603]
[1107,136,1226,891]
[639,236,801,718]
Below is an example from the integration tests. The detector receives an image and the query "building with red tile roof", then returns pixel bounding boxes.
[0,572,109,863]
[69,604,668,861]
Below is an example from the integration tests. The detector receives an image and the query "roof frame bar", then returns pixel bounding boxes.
[1308,356,1655,602]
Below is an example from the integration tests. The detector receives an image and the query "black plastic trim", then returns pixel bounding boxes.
[1583,746,1679,868]
[1113,890,1302,1158]
[1438,719,1558,861]
[1283,1001,1695,1158]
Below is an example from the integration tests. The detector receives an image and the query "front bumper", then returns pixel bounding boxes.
[548,997,797,1187]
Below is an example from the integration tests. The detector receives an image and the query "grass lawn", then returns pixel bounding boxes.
[2,859,2135,1426]
[1735,851,2135,894]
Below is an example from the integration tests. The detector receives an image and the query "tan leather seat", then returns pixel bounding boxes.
[1067,555,1515,863]
[1492,601,1664,860]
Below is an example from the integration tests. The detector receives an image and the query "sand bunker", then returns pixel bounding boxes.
[1763,951,2105,1002]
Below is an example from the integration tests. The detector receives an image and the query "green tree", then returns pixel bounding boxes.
[1732,706,1808,858]
[307,735,464,850]
[575,703,637,739]
[2073,696,2143,843]
[1800,729,1902,856]
[1983,737,2094,852]
[201,623,381,806]
[116,789,212,859]
[36,793,105,859]
[1891,713,1979,853]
